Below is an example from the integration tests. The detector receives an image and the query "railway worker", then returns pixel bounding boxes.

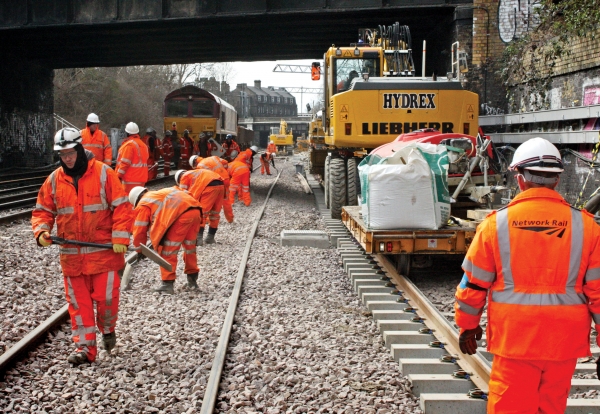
[180,130,194,170]
[453,137,600,413]
[235,146,258,170]
[227,158,251,206]
[161,130,174,176]
[191,155,234,224]
[116,122,149,196]
[266,140,277,156]
[142,127,161,180]
[80,113,112,166]
[129,186,202,293]
[32,127,131,366]
[171,127,181,174]
[223,134,241,161]
[259,151,273,175]
[198,133,210,157]
[175,169,224,245]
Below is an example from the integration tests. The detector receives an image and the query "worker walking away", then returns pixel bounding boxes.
[129,186,202,292]
[267,140,277,156]
[227,159,251,206]
[81,113,112,166]
[116,122,149,194]
[223,134,241,161]
[32,127,131,365]
[191,155,234,224]
[175,169,224,245]
[142,127,161,180]
[180,130,194,170]
[161,130,174,176]
[235,146,257,170]
[260,152,272,175]
[454,137,600,413]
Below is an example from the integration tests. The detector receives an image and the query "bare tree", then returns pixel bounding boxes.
[202,62,237,84]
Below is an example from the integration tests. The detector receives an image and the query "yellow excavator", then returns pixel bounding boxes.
[269,119,294,155]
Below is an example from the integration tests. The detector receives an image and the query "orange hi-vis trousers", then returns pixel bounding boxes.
[229,170,251,206]
[157,209,201,281]
[260,157,271,175]
[222,185,234,223]
[200,185,224,229]
[488,355,577,414]
[64,271,120,362]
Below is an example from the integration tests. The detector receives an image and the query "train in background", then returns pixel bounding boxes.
[163,85,253,149]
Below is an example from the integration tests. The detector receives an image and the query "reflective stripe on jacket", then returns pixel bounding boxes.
[224,141,241,158]
[196,156,230,187]
[116,135,149,186]
[177,169,223,201]
[81,127,112,165]
[32,159,131,276]
[455,187,600,360]
[227,160,250,178]
[234,149,253,168]
[132,188,202,249]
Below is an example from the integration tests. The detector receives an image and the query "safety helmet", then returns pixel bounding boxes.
[270,140,274,144]
[165,130,172,136]
[86,113,100,123]
[125,122,139,135]
[128,186,148,208]
[54,127,82,150]
[183,129,189,135]
[146,127,156,134]
[250,145,258,154]
[189,155,200,168]
[509,137,564,173]
[172,122,177,128]
[226,134,233,140]
[199,133,206,138]
[174,170,186,185]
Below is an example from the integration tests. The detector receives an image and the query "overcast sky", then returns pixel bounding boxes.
[227,59,323,113]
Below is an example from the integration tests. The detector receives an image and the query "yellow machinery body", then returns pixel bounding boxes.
[269,119,294,154]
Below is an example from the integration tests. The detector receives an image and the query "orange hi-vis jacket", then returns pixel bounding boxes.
[116,134,149,186]
[455,187,600,361]
[224,140,241,159]
[32,157,131,276]
[235,149,254,169]
[196,156,230,187]
[178,169,223,201]
[180,136,194,169]
[267,143,277,154]
[132,188,202,250]
[81,127,112,165]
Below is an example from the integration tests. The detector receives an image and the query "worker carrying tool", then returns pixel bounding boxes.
[116,122,149,194]
[129,186,202,293]
[161,130,174,176]
[190,155,234,223]
[175,169,224,245]
[32,127,131,366]
[80,112,112,165]
[259,151,274,175]
[223,134,241,161]
[453,137,600,413]
[235,146,258,170]
[141,127,161,180]
[227,158,251,206]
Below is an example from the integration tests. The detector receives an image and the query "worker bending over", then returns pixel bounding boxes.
[32,128,130,365]
[190,155,234,223]
[80,112,112,165]
[223,134,241,161]
[260,152,273,175]
[227,158,251,206]
[175,169,224,245]
[129,186,202,293]
[235,146,257,169]
[454,137,600,413]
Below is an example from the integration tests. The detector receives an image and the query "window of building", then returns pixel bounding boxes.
[258,95,262,102]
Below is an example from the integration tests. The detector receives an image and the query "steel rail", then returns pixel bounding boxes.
[200,166,284,414]
[376,254,492,392]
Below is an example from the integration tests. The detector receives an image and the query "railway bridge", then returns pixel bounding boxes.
[0,0,474,167]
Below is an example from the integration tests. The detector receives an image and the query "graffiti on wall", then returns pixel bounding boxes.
[584,86,600,106]
[0,107,53,167]
[498,0,542,43]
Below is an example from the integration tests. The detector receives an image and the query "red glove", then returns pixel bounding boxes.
[459,326,483,355]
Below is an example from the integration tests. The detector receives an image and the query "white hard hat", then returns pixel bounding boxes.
[125,122,139,134]
[54,127,82,150]
[509,137,564,173]
[189,155,200,168]
[270,140,274,144]
[174,170,186,185]
[250,145,258,153]
[128,186,148,207]
[86,113,100,123]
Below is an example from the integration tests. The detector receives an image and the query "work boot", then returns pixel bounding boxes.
[102,332,116,353]
[153,280,175,294]
[186,272,199,289]
[205,227,217,244]
[67,351,90,366]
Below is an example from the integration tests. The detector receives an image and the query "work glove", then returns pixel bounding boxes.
[113,244,128,254]
[459,326,483,355]
[38,231,52,247]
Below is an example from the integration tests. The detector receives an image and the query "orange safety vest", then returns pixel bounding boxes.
[224,140,241,159]
[161,137,174,159]
[177,169,223,200]
[132,188,201,249]
[116,135,149,186]
[267,143,277,154]
[235,149,254,169]
[196,156,230,186]
[32,157,131,276]
[228,160,250,177]
[455,187,600,361]
[81,127,112,165]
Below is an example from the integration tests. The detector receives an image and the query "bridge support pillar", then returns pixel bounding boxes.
[0,52,54,168]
